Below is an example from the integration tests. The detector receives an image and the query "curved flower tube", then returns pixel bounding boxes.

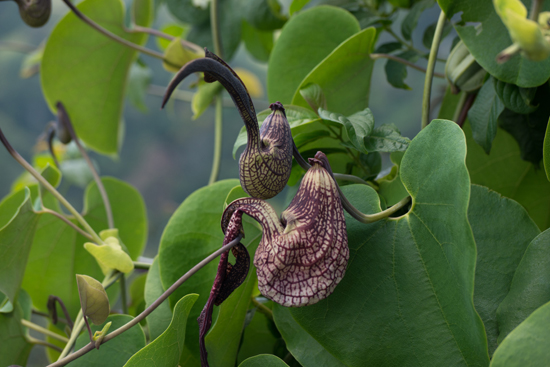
[162,49,293,199]
[223,151,348,307]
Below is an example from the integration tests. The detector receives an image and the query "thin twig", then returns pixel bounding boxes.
[57,102,114,229]
[530,0,543,20]
[60,0,165,61]
[208,96,223,185]
[48,296,75,329]
[120,275,129,314]
[28,337,64,353]
[33,309,70,326]
[130,25,203,54]
[48,235,243,367]
[39,208,94,241]
[0,128,103,245]
[370,53,445,78]
[251,297,274,321]
[21,319,70,343]
[421,11,447,129]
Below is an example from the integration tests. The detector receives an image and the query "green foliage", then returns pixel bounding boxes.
[239,354,290,367]
[41,0,153,154]
[69,314,146,366]
[469,185,540,355]
[467,77,504,153]
[124,294,198,367]
[438,0,550,87]
[496,228,550,343]
[464,122,550,230]
[0,189,40,308]
[290,121,488,366]
[290,27,376,115]
[3,0,550,365]
[273,305,345,367]
[267,6,360,104]
[0,290,33,366]
[491,301,550,367]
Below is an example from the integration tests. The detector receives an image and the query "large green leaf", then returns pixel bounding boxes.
[144,256,172,341]
[468,185,540,356]
[41,0,153,154]
[0,290,33,366]
[496,228,550,343]
[21,177,147,318]
[267,6,360,104]
[237,305,280,363]
[273,305,345,367]
[239,355,290,367]
[68,314,146,366]
[125,294,198,367]
[0,188,40,308]
[491,301,550,367]
[290,27,376,116]
[437,0,550,87]
[290,120,489,366]
[158,180,261,365]
[464,121,550,230]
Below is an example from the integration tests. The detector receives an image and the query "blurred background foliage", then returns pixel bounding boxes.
[0,0,447,256]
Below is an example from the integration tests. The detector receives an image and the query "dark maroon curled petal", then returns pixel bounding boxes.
[198,211,249,367]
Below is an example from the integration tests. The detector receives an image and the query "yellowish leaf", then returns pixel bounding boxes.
[84,234,134,275]
[234,67,264,98]
[162,37,202,73]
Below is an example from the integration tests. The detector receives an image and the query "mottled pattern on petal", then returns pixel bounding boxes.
[255,157,348,307]
[226,153,349,308]
[239,102,293,199]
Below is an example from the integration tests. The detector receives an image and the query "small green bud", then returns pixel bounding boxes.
[445,41,486,93]
[76,274,110,326]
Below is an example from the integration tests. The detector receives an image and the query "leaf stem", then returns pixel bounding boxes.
[208,96,223,185]
[210,0,223,57]
[0,128,103,245]
[421,10,446,130]
[120,275,129,315]
[57,102,114,229]
[39,208,94,241]
[60,0,165,61]
[130,25,203,54]
[370,53,445,78]
[251,297,274,321]
[21,319,70,343]
[530,0,543,21]
[28,337,64,353]
[48,235,243,367]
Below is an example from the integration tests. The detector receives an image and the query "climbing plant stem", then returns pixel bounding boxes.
[209,96,223,185]
[421,10,447,129]
[47,235,243,367]
[0,128,103,245]
[61,0,165,61]
[21,319,70,343]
